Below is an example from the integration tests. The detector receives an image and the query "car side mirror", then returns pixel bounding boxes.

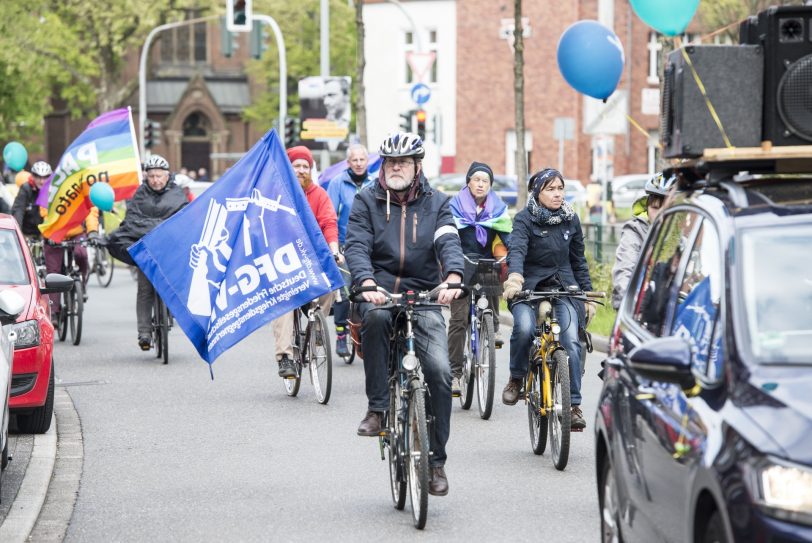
[627,336,696,390]
[0,290,26,326]
[40,273,74,295]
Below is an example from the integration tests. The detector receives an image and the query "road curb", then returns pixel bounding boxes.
[0,413,57,543]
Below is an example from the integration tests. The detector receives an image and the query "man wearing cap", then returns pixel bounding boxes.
[273,146,341,378]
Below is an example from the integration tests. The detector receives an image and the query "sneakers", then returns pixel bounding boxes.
[429,466,449,496]
[278,355,296,378]
[451,376,462,397]
[501,377,523,405]
[357,410,383,436]
[571,405,586,430]
[138,334,151,351]
[335,331,350,357]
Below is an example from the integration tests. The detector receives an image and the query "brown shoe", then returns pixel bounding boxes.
[502,377,523,405]
[357,410,383,436]
[571,405,586,430]
[428,466,449,496]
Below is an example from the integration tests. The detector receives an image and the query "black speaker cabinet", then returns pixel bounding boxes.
[660,45,763,159]
[740,5,812,145]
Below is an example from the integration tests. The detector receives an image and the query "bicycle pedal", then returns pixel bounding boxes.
[451,391,461,398]
[284,376,297,380]
[571,427,584,432]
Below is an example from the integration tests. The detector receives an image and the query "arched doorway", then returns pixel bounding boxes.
[180,112,211,177]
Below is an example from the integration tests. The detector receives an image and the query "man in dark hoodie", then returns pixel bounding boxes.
[345,131,464,497]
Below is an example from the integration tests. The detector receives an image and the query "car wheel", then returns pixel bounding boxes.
[16,367,54,434]
[600,459,623,543]
[701,511,728,543]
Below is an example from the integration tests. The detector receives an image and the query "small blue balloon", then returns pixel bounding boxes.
[557,21,625,101]
[89,182,115,212]
[630,0,700,37]
[3,141,28,172]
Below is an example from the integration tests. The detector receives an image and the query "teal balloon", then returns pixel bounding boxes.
[89,182,115,212]
[557,21,625,101]
[630,0,700,37]
[3,142,28,171]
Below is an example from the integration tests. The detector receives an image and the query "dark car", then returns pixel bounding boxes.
[595,171,812,542]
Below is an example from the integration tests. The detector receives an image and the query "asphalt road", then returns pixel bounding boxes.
[7,269,606,541]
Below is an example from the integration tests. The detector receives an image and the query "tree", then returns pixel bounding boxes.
[354,0,367,148]
[513,0,528,210]
[697,0,796,41]
[244,0,357,133]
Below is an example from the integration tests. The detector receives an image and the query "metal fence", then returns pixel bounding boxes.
[582,222,624,264]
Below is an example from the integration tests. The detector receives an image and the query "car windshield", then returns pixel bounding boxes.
[0,229,28,285]
[740,223,812,364]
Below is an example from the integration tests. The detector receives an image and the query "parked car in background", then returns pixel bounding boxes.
[431,173,585,211]
[0,215,72,434]
[595,173,812,542]
[610,173,649,211]
[0,289,26,487]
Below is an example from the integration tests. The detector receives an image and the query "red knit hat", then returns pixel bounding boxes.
[286,146,313,167]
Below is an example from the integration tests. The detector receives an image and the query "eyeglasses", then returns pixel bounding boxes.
[384,157,414,168]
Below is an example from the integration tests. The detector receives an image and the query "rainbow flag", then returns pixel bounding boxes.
[38,107,141,241]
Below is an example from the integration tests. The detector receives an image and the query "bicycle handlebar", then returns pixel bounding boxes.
[349,283,469,304]
[514,289,606,305]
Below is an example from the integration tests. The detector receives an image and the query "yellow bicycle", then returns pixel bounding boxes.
[516,287,604,470]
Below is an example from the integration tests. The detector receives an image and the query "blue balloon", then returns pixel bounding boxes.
[630,0,700,37]
[3,141,28,171]
[89,182,115,212]
[557,21,625,101]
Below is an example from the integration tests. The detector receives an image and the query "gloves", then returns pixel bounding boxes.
[585,301,597,326]
[502,273,524,301]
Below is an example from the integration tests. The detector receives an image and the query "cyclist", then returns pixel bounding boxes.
[345,131,464,497]
[325,143,375,358]
[11,161,50,239]
[501,168,594,430]
[611,172,674,310]
[447,161,512,396]
[105,154,188,350]
[273,146,341,378]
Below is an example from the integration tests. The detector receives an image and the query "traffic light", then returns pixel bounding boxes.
[227,0,252,32]
[284,116,300,146]
[144,119,161,149]
[415,109,427,140]
[399,110,413,133]
[249,23,267,59]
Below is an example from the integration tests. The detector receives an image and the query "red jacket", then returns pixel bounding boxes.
[304,182,338,245]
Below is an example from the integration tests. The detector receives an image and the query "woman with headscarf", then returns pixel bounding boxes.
[500,168,594,430]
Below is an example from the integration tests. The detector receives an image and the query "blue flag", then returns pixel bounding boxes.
[129,130,343,364]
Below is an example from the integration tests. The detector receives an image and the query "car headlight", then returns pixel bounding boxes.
[751,457,812,526]
[11,320,40,349]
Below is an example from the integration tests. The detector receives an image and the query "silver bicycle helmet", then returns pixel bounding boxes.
[378,131,425,159]
[144,154,170,171]
[31,161,52,177]
[645,172,676,198]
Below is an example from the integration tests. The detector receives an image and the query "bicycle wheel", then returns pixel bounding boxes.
[153,296,163,360]
[95,246,115,287]
[527,361,548,455]
[57,290,70,342]
[458,327,475,410]
[387,377,407,510]
[476,314,496,420]
[549,349,572,471]
[407,383,430,530]
[283,311,303,397]
[161,299,170,365]
[308,310,332,404]
[71,280,83,346]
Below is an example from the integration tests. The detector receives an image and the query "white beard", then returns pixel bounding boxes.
[386,175,412,191]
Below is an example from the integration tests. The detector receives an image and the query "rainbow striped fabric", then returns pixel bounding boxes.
[38,107,141,241]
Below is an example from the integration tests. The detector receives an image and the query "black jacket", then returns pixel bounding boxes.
[345,175,464,293]
[507,208,592,292]
[111,182,188,243]
[11,182,43,237]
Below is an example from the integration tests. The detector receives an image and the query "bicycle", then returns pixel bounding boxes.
[49,238,87,346]
[151,290,171,365]
[352,282,465,530]
[335,265,356,364]
[25,238,47,280]
[458,256,503,420]
[283,299,332,404]
[88,221,114,287]
[513,287,604,471]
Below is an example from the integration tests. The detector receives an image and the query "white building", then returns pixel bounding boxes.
[363,0,457,178]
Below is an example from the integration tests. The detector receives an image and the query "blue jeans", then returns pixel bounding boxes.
[359,302,452,467]
[333,298,349,331]
[508,298,583,405]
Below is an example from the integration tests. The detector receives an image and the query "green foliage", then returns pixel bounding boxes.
[697,0,797,40]
[244,0,357,131]
[586,252,617,337]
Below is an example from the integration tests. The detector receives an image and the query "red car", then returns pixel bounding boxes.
[0,215,71,434]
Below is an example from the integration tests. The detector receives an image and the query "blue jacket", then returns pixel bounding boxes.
[326,168,374,245]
